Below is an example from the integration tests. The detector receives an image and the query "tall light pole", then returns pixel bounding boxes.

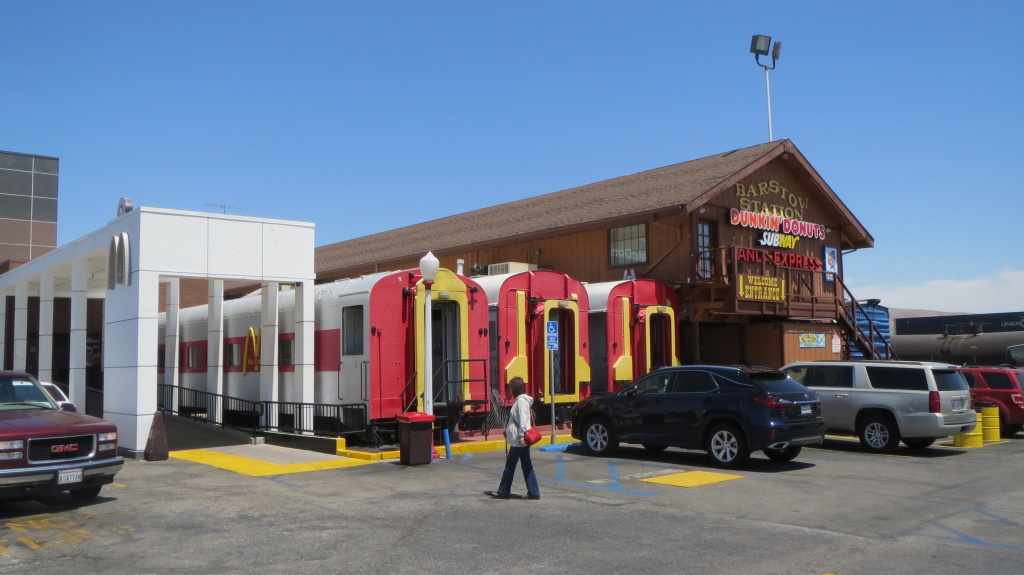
[750,34,782,141]
[419,251,440,415]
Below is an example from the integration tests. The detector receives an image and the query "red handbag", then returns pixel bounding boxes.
[523,426,542,446]
[513,408,542,446]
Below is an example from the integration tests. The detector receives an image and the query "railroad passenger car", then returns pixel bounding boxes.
[474,270,591,423]
[585,279,681,393]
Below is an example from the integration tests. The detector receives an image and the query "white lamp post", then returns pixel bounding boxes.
[750,34,782,141]
[419,251,440,415]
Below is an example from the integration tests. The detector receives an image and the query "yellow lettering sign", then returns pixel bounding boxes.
[737,275,787,302]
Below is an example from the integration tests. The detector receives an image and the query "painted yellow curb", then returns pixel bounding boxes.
[336,434,577,458]
[170,449,375,476]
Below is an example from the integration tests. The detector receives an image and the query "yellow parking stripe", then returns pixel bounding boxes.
[639,470,743,487]
[169,449,375,476]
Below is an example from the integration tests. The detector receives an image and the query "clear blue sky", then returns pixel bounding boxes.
[3,2,1021,313]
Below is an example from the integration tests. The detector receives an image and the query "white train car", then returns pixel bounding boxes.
[160,267,491,444]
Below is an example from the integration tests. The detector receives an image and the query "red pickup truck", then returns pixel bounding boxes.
[961,366,1024,436]
[0,371,123,501]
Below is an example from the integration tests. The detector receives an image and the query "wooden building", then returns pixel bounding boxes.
[303,139,881,368]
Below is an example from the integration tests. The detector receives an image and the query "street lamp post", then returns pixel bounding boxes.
[750,34,782,141]
[419,252,440,415]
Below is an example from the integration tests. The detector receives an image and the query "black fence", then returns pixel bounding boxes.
[158,384,264,435]
[158,384,367,438]
[263,401,368,437]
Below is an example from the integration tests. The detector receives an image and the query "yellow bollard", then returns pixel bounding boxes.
[953,411,984,448]
[981,406,1001,442]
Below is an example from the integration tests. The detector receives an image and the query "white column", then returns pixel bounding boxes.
[207,279,225,422]
[13,280,29,372]
[295,280,315,407]
[69,257,89,408]
[260,282,280,404]
[103,270,160,457]
[38,270,56,381]
[163,278,180,412]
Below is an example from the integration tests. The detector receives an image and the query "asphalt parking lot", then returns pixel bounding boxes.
[1,428,1023,575]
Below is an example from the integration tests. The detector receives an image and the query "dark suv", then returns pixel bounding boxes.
[0,371,123,501]
[570,366,825,467]
[961,366,1024,436]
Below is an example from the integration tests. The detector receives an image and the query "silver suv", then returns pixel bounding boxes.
[780,361,976,452]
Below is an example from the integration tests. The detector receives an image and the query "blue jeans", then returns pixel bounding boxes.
[497,445,539,497]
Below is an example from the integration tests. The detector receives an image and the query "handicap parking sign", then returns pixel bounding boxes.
[546,322,558,350]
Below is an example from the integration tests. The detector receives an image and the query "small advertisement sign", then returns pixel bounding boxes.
[799,333,827,348]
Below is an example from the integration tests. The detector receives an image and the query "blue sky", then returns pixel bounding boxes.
[2,1,1021,314]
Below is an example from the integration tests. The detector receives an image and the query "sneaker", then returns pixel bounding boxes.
[527,493,540,500]
[489,491,510,500]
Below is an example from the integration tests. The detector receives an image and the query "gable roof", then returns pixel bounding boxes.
[315,139,872,274]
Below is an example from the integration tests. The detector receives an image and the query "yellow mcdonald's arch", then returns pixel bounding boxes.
[243,327,261,375]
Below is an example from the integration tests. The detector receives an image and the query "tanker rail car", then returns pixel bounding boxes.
[585,279,681,394]
[160,268,491,445]
[474,270,592,424]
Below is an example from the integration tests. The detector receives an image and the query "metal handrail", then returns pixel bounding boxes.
[158,384,264,435]
[262,401,368,437]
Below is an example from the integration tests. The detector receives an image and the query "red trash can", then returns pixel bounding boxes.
[396,412,435,465]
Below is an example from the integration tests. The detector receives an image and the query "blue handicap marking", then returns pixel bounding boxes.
[547,321,558,334]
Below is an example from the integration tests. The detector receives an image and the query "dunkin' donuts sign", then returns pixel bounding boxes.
[729,208,827,240]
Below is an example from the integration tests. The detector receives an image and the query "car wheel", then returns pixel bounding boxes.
[763,445,802,463]
[642,444,668,452]
[902,438,935,450]
[70,486,102,501]
[859,415,901,453]
[705,424,749,467]
[583,418,618,456]
[1002,423,1023,436]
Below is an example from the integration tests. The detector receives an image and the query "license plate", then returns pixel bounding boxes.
[952,398,965,410]
[800,405,812,415]
[58,468,83,485]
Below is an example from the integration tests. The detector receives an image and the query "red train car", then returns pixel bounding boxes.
[475,270,591,423]
[585,279,681,393]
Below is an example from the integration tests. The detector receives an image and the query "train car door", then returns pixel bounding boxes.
[430,300,463,405]
[545,307,575,397]
[644,308,678,371]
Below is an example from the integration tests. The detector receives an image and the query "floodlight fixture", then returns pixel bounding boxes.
[750,34,782,141]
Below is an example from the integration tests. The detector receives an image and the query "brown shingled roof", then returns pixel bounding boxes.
[314,139,872,274]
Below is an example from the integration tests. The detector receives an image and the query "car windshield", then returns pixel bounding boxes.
[0,376,57,410]
[934,369,969,391]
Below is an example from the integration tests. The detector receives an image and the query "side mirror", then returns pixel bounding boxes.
[59,402,78,413]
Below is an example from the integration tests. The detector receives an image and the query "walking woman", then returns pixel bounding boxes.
[492,376,540,500]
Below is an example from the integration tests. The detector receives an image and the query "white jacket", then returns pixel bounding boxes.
[505,394,534,447]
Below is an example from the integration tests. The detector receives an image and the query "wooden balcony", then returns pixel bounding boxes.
[682,245,841,323]
[680,245,894,360]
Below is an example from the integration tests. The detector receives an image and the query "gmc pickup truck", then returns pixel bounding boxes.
[0,371,123,501]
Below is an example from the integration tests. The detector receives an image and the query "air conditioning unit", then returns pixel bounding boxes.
[487,262,537,275]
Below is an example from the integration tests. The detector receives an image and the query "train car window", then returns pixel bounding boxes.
[343,305,364,355]
[224,343,241,367]
[187,346,202,368]
[279,339,294,366]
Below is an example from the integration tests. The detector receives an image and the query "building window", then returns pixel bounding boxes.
[343,305,364,356]
[609,224,647,267]
[697,220,717,278]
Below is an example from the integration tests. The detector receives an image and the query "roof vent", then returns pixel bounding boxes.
[487,262,537,275]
